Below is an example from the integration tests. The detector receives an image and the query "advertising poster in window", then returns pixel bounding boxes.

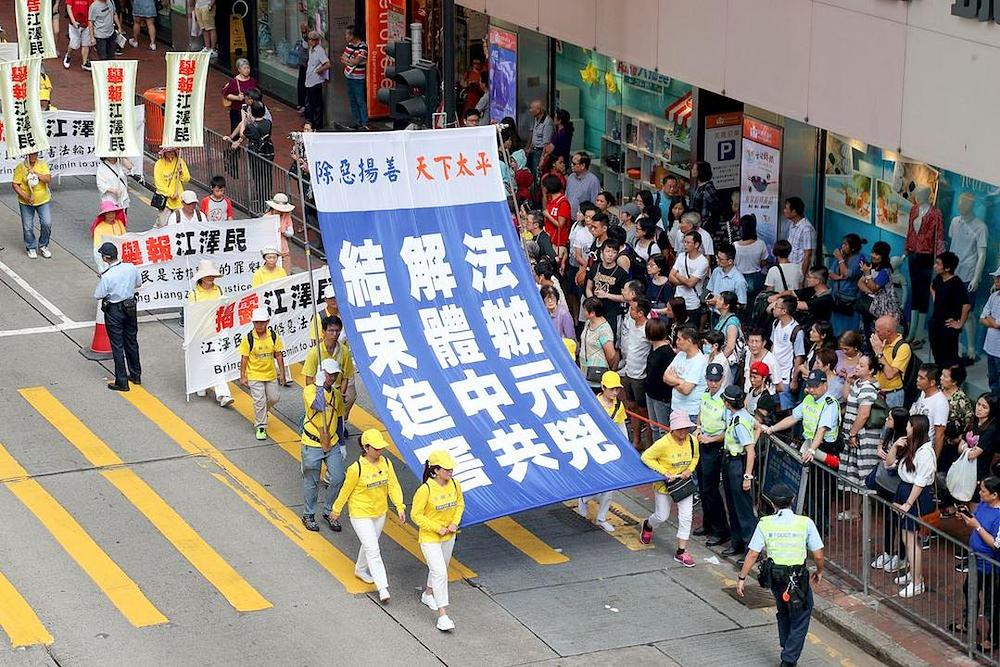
[366,0,407,118]
[739,117,782,247]
[487,26,517,124]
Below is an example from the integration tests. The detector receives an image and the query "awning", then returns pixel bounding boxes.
[665,91,693,128]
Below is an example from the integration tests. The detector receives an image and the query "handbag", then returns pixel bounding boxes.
[665,436,698,502]
[585,366,605,384]
[223,78,242,109]
[866,392,889,432]
[874,461,901,494]
[150,192,167,210]
[832,291,857,315]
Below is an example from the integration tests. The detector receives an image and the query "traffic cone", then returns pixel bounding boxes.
[79,303,114,360]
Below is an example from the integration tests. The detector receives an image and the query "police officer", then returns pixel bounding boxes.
[737,483,825,667]
[721,384,758,562]
[94,241,142,391]
[694,363,730,547]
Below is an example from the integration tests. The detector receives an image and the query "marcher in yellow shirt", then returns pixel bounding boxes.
[187,260,233,408]
[12,153,53,259]
[251,246,288,287]
[91,199,126,270]
[153,147,191,226]
[331,429,405,603]
[639,410,700,567]
[576,370,626,533]
[300,358,347,533]
[412,449,463,632]
[238,307,286,440]
[308,285,357,426]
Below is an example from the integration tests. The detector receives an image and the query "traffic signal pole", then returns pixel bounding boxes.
[442,0,456,125]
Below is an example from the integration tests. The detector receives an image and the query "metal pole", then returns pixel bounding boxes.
[967,555,978,657]
[291,132,326,372]
[442,0,456,126]
[860,490,871,596]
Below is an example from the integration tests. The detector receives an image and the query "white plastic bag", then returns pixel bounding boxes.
[946,451,978,502]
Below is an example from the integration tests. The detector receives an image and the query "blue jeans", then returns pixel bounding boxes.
[884,388,905,409]
[989,354,1000,398]
[301,444,346,516]
[346,77,368,126]
[20,202,51,250]
[645,396,671,440]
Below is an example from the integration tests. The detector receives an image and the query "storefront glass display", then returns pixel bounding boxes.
[257,0,327,104]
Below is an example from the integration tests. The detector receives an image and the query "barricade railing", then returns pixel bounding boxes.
[136,94,323,260]
[758,434,1000,662]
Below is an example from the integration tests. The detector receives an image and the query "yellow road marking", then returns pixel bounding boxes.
[0,444,167,628]
[227,382,475,581]
[0,569,52,648]
[290,362,568,566]
[118,386,370,594]
[566,500,653,551]
[21,388,272,613]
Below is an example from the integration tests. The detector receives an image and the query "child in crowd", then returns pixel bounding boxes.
[201,175,234,221]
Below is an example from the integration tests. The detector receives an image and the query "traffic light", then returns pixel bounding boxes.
[376,39,440,128]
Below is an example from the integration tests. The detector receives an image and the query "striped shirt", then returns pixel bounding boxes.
[839,379,881,487]
[343,41,368,80]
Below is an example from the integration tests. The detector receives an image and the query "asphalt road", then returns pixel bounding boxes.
[0,176,881,667]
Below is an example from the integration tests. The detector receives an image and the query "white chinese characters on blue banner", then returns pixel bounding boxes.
[302,127,659,525]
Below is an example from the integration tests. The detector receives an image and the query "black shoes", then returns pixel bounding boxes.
[302,514,319,531]
[322,513,342,532]
[692,527,709,537]
[107,383,129,392]
[706,535,730,547]
[129,376,141,385]
[721,545,744,557]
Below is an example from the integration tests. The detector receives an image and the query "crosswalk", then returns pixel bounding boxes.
[0,375,650,650]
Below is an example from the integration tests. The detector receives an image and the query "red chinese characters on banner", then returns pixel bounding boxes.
[414,152,493,181]
[215,303,235,333]
[237,293,259,326]
[120,240,142,265]
[144,234,173,264]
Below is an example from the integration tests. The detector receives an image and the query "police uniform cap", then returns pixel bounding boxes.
[770,483,796,503]
[98,242,118,259]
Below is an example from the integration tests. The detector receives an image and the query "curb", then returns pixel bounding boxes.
[810,596,932,667]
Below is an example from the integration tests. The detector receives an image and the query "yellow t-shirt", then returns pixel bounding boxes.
[876,335,910,392]
[301,384,343,448]
[187,283,223,302]
[302,341,355,381]
[251,265,288,288]
[93,220,126,248]
[598,394,627,425]
[237,328,285,381]
[332,456,405,519]
[153,157,191,210]
[309,306,343,341]
[641,431,700,493]
[411,479,465,543]
[13,160,51,206]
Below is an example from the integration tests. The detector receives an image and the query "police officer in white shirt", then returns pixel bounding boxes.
[94,242,142,391]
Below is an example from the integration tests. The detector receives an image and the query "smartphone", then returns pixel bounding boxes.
[957,505,973,517]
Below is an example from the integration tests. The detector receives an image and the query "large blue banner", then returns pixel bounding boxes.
[302,127,659,525]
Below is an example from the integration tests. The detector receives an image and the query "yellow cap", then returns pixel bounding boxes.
[563,337,577,360]
[601,370,622,389]
[427,450,456,470]
[360,429,389,449]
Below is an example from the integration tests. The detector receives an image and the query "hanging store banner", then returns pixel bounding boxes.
[92,60,140,158]
[365,0,407,118]
[0,58,49,159]
[183,271,329,395]
[302,127,660,526]
[487,26,517,124]
[16,0,57,60]
[739,117,783,248]
[108,216,281,310]
[162,51,210,148]
[704,112,742,190]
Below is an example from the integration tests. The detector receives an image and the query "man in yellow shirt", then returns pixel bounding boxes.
[238,307,287,440]
[303,313,355,439]
[308,286,357,428]
[639,411,700,566]
[12,153,53,259]
[870,315,911,408]
[301,358,346,532]
[251,247,288,287]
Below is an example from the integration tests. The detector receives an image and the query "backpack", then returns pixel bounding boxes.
[246,327,277,352]
[892,338,921,406]
[174,208,206,224]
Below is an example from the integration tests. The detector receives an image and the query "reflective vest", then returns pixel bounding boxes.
[800,394,838,442]
[699,391,726,436]
[759,514,810,566]
[724,412,756,456]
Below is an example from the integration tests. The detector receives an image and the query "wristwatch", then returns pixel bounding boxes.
[743,474,754,481]
[738,575,747,581]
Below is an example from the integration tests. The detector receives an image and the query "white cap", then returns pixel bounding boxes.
[250,307,270,322]
[181,190,198,204]
[321,358,341,375]
[323,285,336,300]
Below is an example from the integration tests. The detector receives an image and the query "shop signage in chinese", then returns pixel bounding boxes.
[91,60,140,158]
[366,0,407,118]
[16,0,57,60]
[162,52,210,148]
[615,60,671,95]
[951,0,1000,23]
[108,216,281,311]
[703,112,742,190]
[739,117,783,248]
[183,271,329,395]
[0,58,49,159]
[0,108,143,182]
[302,127,660,525]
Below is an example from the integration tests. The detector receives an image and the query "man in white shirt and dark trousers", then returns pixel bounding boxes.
[304,31,331,129]
[784,197,815,277]
[669,231,710,325]
[909,363,948,461]
[770,295,806,410]
[619,296,652,449]
[979,266,1000,396]
[94,242,142,391]
[526,100,553,176]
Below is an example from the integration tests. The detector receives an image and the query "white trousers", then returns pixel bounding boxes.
[212,381,231,400]
[580,491,614,521]
[647,491,694,540]
[351,514,388,590]
[420,537,455,608]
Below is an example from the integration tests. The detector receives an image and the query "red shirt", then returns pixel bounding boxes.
[904,205,943,255]
[68,0,93,24]
[545,194,571,247]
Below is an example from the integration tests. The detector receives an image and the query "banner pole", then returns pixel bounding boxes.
[495,125,530,258]
[291,132,326,373]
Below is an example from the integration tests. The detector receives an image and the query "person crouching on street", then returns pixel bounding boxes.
[238,307,286,440]
[301,358,346,533]
[187,259,233,407]
[576,370,627,533]
[331,429,405,603]
[412,449,464,632]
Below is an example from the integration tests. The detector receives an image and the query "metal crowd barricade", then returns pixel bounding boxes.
[758,434,1000,662]
[137,94,323,260]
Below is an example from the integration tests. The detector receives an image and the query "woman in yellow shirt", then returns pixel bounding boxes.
[331,429,405,603]
[187,260,234,408]
[412,450,464,632]
[91,200,127,270]
[639,410,700,567]
[153,147,191,227]
[251,246,288,288]
[576,371,627,533]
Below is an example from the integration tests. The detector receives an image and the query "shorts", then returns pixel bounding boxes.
[195,5,217,30]
[621,375,646,406]
[132,0,158,17]
[68,23,95,49]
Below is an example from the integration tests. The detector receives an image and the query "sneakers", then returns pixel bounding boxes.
[39,246,51,258]
[301,514,319,531]
[436,615,455,632]
[421,591,438,611]
[378,588,390,603]
[596,519,615,533]
[355,570,374,584]
[128,38,139,48]
[82,61,92,71]
[27,248,37,259]
[255,426,267,440]
[321,513,342,532]
[883,555,905,573]
[893,571,912,586]
[150,43,157,51]
[63,53,70,69]
[574,500,587,518]
[900,582,925,598]
[836,511,857,521]
[674,551,695,567]
[639,519,653,545]
[955,555,969,573]
[871,552,890,569]
[921,535,932,551]
[197,389,207,397]
[218,395,234,407]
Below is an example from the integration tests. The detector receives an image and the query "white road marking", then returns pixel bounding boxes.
[0,259,74,324]
[0,313,180,338]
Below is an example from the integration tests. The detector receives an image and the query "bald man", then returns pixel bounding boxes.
[870,315,911,408]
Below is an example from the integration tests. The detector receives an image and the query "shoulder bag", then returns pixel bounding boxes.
[665,436,698,502]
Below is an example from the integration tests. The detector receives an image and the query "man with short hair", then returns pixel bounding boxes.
[695,363,731,547]
[668,211,714,257]
[979,267,1000,396]
[341,26,369,129]
[720,383,758,561]
[526,100,553,175]
[304,31,331,129]
[664,327,708,421]
[88,0,120,61]
[909,363,948,459]
[928,251,970,368]
[784,196,815,277]
[770,296,806,409]
[172,190,207,224]
[691,160,722,242]
[566,151,600,219]
[95,241,142,391]
[705,243,748,308]
[65,0,94,70]
[656,173,685,222]
[870,315,911,408]
[239,308,287,440]
[586,240,629,339]
[463,108,481,127]
[301,357,346,532]
[620,297,652,449]
[669,231,710,320]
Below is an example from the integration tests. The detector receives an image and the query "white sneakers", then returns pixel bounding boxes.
[355,570,374,584]
[27,248,37,259]
[421,591,438,611]
[378,588,390,603]
[893,572,911,586]
[900,582,925,598]
[219,395,234,407]
[596,519,615,533]
[128,38,139,48]
[197,390,207,397]
[575,500,587,518]
[870,553,890,569]
[39,247,51,258]
[436,615,455,632]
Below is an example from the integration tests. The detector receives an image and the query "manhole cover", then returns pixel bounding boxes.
[723,585,776,609]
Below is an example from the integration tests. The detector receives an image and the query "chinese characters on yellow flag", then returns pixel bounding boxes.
[92,60,140,157]
[16,0,57,60]
[162,52,210,148]
[0,58,49,159]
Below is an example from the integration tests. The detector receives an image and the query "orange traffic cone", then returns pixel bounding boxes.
[80,304,113,360]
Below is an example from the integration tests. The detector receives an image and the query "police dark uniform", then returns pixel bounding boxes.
[94,242,142,391]
[738,484,825,667]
